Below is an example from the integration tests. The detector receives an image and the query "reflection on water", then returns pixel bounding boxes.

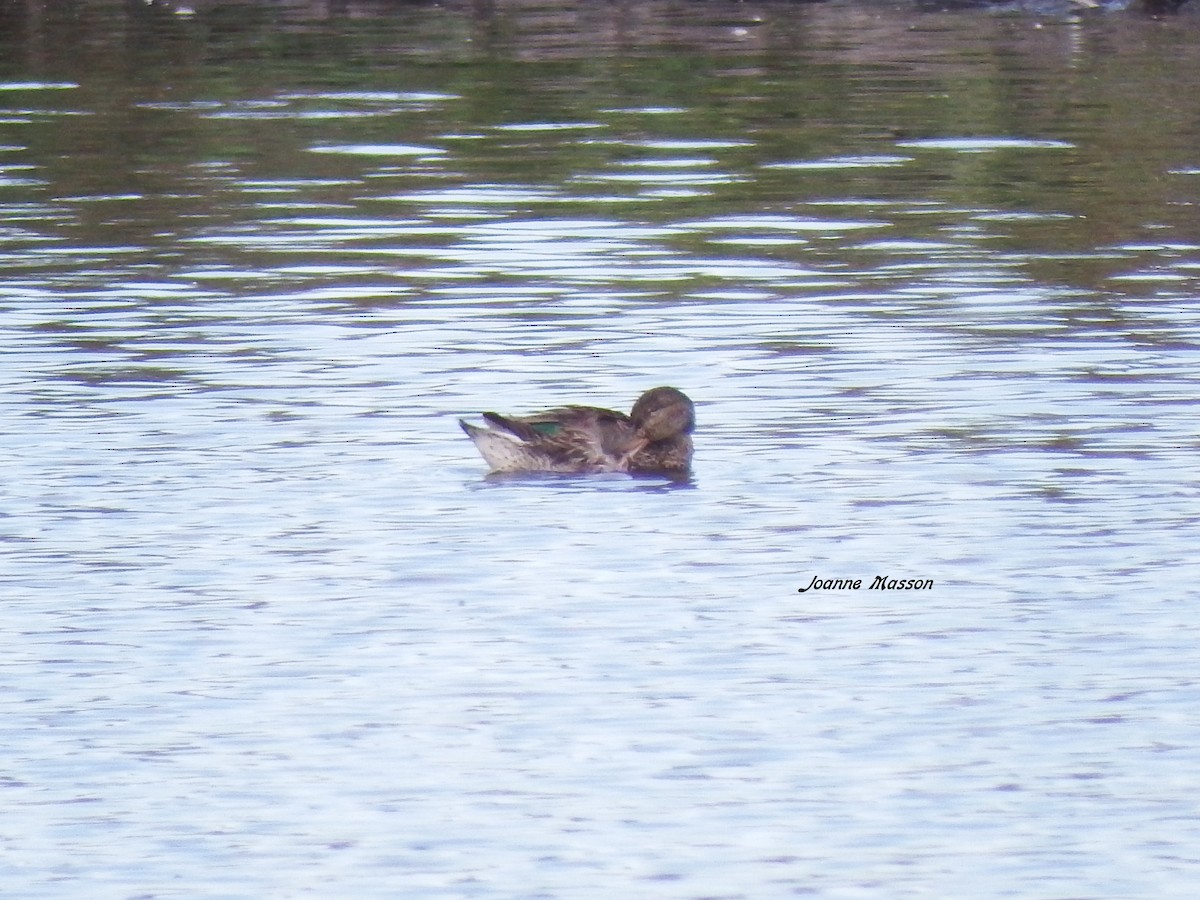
[3,1,1200,897]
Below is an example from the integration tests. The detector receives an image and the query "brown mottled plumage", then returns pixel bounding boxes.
[459,387,694,476]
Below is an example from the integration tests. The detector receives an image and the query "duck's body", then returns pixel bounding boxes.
[460,387,694,476]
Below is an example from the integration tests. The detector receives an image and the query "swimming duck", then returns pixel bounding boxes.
[460,386,694,476]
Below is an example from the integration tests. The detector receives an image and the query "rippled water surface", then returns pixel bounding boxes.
[3,1,1200,896]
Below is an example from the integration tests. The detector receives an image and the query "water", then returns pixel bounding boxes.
[2,1,1200,896]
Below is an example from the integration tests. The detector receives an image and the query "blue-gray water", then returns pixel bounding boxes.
[2,1,1200,896]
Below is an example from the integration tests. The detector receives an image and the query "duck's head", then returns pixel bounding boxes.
[631,387,695,442]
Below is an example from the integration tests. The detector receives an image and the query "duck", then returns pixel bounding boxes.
[460,386,694,476]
